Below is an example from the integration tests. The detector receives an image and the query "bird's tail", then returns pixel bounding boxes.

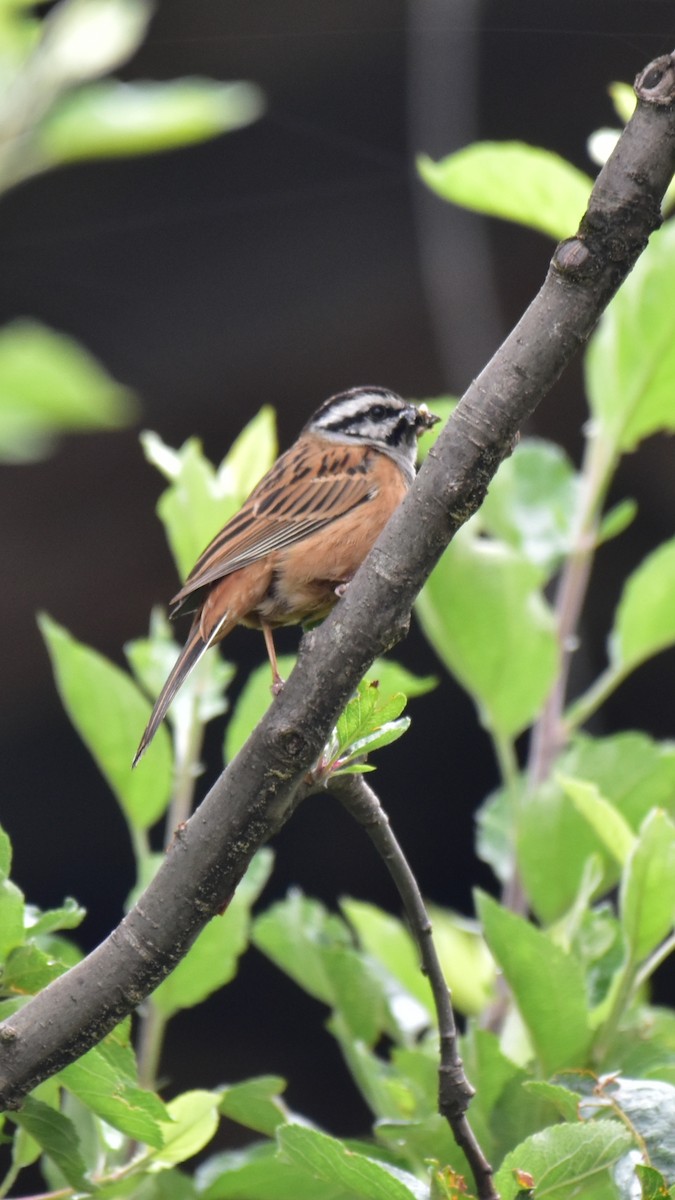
[133,617,210,766]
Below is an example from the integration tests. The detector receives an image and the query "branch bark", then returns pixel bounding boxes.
[2,52,675,1108]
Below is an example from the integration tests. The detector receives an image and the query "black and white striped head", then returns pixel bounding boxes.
[306,387,439,481]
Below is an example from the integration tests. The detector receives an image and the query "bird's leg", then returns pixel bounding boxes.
[262,622,285,695]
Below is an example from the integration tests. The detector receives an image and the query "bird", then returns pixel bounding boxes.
[133,386,439,765]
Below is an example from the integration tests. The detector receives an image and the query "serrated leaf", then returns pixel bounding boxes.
[225,656,431,763]
[586,220,675,452]
[11,1096,90,1191]
[480,438,579,574]
[39,78,264,163]
[584,1078,675,1189]
[152,1090,221,1167]
[0,319,135,462]
[278,1124,426,1199]
[620,810,675,963]
[476,892,592,1073]
[416,526,557,738]
[418,142,592,240]
[152,850,272,1015]
[39,613,171,830]
[636,1163,670,1200]
[557,775,636,865]
[611,538,675,675]
[494,1119,633,1200]
[59,1042,168,1146]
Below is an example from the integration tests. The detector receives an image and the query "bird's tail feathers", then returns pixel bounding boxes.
[133,618,210,767]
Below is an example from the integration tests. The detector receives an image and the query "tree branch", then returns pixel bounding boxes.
[2,52,675,1108]
[331,773,497,1200]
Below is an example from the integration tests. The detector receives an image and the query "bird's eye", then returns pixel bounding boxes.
[369,404,387,421]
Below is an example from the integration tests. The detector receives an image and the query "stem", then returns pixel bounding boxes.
[331,773,498,1200]
[593,955,638,1065]
[633,931,675,993]
[564,664,626,733]
[527,428,618,790]
[136,694,205,1091]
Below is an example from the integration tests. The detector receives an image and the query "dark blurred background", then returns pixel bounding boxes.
[1,0,674,1141]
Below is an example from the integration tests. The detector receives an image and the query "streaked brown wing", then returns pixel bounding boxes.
[171,440,375,609]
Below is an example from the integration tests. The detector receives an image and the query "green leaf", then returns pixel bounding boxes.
[152,850,273,1015]
[0,826,11,879]
[523,1080,582,1123]
[11,1096,90,1192]
[40,0,151,87]
[40,78,264,163]
[583,1078,675,1189]
[278,1124,426,1200]
[620,809,675,963]
[125,608,235,746]
[59,1041,168,1145]
[25,897,86,939]
[586,220,675,452]
[636,1164,670,1200]
[253,893,428,1044]
[326,680,410,773]
[517,732,675,923]
[480,438,579,575]
[219,1075,288,1137]
[611,538,675,676]
[597,498,638,546]
[152,1090,221,1167]
[557,775,636,866]
[609,82,636,123]
[0,878,24,961]
[197,1142,346,1200]
[142,409,277,577]
[461,1025,552,1166]
[0,319,135,462]
[225,656,433,763]
[414,397,457,461]
[2,944,67,995]
[39,613,171,831]
[416,526,557,738]
[494,1119,633,1200]
[224,654,297,761]
[252,892,349,1004]
[342,899,494,1018]
[418,142,592,240]
[476,892,593,1074]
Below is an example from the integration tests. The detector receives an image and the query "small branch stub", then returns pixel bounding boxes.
[635,52,675,105]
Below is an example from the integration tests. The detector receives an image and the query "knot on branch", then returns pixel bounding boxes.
[635,54,675,105]
[438,1060,476,1121]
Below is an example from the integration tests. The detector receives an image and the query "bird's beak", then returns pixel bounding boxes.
[414,403,441,435]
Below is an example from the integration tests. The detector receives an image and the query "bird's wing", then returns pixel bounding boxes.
[170,440,376,610]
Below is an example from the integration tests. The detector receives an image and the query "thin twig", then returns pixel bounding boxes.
[330,773,498,1200]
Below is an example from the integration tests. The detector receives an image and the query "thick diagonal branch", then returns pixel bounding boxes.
[1,53,675,1109]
